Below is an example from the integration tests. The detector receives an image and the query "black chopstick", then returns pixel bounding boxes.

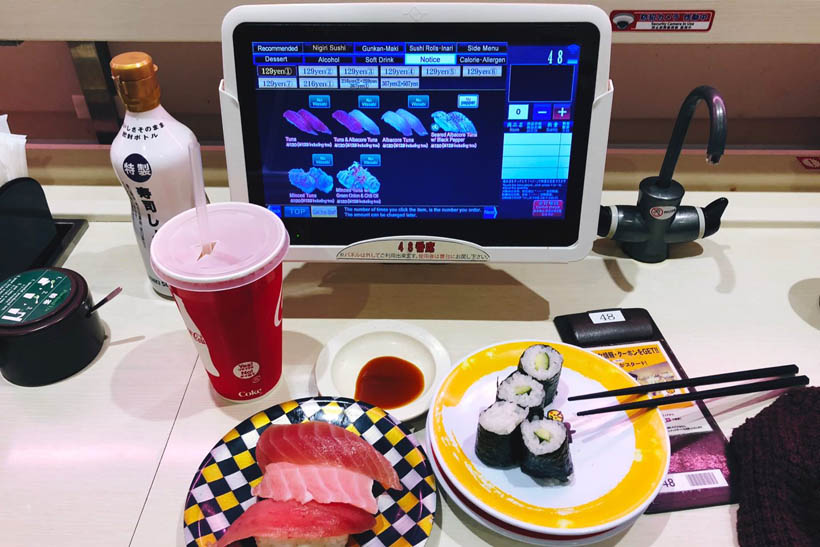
[576,375,809,416]
[568,364,799,401]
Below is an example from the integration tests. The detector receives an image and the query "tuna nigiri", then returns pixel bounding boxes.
[252,462,378,514]
[348,109,380,136]
[255,422,401,491]
[297,109,332,135]
[215,499,375,547]
[332,110,364,134]
[283,110,316,135]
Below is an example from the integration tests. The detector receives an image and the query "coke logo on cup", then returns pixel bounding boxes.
[239,389,264,398]
[233,361,260,379]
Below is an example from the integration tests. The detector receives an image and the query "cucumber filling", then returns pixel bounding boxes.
[534,428,552,442]
[535,352,549,372]
[515,385,533,395]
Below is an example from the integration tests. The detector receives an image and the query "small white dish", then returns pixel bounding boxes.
[315,320,450,421]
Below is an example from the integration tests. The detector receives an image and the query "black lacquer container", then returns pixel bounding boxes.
[0,268,105,386]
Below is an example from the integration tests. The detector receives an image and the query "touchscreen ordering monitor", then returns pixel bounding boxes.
[221,4,613,262]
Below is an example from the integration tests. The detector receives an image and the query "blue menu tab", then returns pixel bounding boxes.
[284,205,311,218]
[356,55,404,64]
[339,66,379,77]
[310,206,338,217]
[257,66,297,77]
[457,54,507,65]
[355,42,404,53]
[308,95,331,108]
[405,54,456,65]
[407,95,430,108]
[533,103,552,120]
[457,94,479,108]
[457,42,507,53]
[304,42,354,54]
[312,153,333,166]
[360,154,381,167]
[253,42,301,54]
[254,54,303,65]
[406,43,457,53]
[298,66,338,77]
[258,78,298,89]
[358,95,380,108]
[303,55,353,64]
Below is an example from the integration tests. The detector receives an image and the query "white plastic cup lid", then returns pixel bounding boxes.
[150,202,289,292]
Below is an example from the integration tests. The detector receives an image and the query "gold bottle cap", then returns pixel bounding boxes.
[110,52,161,112]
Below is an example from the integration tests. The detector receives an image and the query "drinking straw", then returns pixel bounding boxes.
[188,142,214,258]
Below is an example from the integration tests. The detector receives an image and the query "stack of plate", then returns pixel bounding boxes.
[425,340,670,546]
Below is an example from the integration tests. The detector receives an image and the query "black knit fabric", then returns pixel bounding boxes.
[728,387,820,547]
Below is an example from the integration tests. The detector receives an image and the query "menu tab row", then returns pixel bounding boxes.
[257,66,503,90]
[254,53,509,65]
[252,42,509,55]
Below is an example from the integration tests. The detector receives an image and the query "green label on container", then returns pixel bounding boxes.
[0,269,72,326]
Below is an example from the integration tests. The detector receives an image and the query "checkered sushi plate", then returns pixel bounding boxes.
[183,396,437,547]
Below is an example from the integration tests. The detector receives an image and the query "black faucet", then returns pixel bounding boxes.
[597,85,729,263]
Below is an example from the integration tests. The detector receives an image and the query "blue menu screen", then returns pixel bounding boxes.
[251,41,580,221]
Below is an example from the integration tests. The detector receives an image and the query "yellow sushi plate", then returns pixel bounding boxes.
[427,340,670,536]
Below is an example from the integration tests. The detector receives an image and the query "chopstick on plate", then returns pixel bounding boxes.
[569,364,799,401]
[575,374,809,417]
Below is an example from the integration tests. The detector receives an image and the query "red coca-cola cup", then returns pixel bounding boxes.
[150,202,289,402]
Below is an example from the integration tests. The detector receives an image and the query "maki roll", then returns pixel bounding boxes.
[520,418,573,481]
[518,344,563,405]
[497,371,546,415]
[475,401,528,467]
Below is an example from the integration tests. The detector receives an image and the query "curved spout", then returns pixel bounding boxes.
[658,85,727,187]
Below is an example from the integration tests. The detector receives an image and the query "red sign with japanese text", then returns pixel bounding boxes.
[610,10,715,32]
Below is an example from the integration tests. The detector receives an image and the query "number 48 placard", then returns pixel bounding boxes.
[588,310,625,324]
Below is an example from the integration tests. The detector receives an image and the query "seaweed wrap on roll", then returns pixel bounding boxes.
[518,344,563,405]
[497,371,546,416]
[520,418,573,481]
[476,401,528,467]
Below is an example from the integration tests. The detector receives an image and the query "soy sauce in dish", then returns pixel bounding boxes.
[355,356,424,409]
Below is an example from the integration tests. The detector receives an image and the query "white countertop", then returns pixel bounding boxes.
[2,190,819,546]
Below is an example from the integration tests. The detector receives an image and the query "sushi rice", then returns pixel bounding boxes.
[475,401,528,467]
[518,344,563,405]
[497,371,546,410]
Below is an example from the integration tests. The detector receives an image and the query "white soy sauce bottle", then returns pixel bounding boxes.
[109,51,197,297]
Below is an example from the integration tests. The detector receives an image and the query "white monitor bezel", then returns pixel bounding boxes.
[220,3,613,263]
